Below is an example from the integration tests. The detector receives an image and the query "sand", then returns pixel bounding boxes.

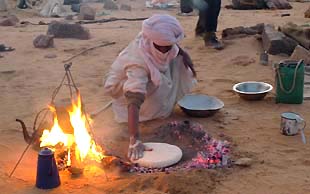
[0,0,310,193]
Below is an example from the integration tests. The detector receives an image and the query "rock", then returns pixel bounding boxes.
[262,24,298,55]
[0,15,19,26]
[265,0,292,9]
[44,53,57,59]
[33,34,54,48]
[120,4,131,11]
[65,15,74,20]
[235,158,254,167]
[222,23,264,39]
[279,22,310,50]
[103,0,118,10]
[305,7,310,18]
[78,5,96,20]
[232,0,265,10]
[290,45,310,65]
[0,0,7,11]
[47,21,90,40]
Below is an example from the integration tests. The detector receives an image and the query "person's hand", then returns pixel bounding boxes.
[128,137,152,161]
[178,46,197,77]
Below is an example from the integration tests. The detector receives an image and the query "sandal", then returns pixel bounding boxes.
[0,44,15,52]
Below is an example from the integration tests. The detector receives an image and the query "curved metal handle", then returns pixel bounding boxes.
[296,116,306,144]
[275,59,303,94]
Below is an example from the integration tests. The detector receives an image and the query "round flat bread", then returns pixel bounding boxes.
[133,142,182,168]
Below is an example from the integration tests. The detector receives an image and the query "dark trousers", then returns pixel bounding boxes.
[180,0,222,33]
[17,0,28,9]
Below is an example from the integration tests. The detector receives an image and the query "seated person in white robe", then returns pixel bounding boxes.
[104,14,196,161]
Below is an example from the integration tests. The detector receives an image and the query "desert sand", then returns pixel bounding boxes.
[0,0,310,193]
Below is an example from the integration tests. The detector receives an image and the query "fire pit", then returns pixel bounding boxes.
[10,64,232,187]
[12,64,119,179]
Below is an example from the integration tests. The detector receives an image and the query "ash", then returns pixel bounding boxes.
[130,120,232,174]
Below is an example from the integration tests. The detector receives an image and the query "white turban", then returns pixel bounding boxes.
[139,14,184,86]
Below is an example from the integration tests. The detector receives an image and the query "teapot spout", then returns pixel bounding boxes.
[16,119,32,144]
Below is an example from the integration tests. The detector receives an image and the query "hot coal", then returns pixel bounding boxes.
[130,120,232,174]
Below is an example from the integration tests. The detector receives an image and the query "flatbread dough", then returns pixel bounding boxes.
[132,142,183,168]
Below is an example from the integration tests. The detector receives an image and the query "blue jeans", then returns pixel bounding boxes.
[180,0,221,33]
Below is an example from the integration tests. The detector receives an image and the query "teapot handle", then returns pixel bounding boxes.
[296,116,306,144]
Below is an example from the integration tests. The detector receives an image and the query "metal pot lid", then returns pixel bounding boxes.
[178,94,224,111]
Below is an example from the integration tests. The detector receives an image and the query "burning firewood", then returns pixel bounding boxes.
[101,155,133,173]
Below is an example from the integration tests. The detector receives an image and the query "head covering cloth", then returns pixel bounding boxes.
[138,14,184,86]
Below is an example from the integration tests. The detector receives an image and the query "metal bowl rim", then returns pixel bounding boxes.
[177,94,224,111]
[232,81,273,94]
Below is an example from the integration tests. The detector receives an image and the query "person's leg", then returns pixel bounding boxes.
[17,0,28,9]
[194,0,209,36]
[204,0,223,50]
[180,0,193,13]
[205,0,221,32]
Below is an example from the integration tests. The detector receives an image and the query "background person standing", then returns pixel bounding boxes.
[180,0,223,50]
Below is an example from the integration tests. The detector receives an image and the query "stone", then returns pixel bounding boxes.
[222,23,264,39]
[0,69,16,74]
[65,15,74,20]
[262,24,298,55]
[103,0,118,10]
[0,15,19,26]
[47,21,90,40]
[290,45,310,65]
[305,7,310,18]
[279,22,310,49]
[120,4,131,11]
[0,0,7,11]
[235,158,254,167]
[265,0,292,9]
[33,34,54,48]
[232,0,265,10]
[78,5,96,20]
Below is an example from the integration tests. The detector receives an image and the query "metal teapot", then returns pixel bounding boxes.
[16,98,74,146]
[36,148,61,189]
[16,118,47,146]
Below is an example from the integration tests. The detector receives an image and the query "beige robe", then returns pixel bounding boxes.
[104,37,195,123]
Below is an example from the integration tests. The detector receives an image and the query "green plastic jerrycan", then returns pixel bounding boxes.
[275,60,304,104]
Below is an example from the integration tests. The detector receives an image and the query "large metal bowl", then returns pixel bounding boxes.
[178,94,224,117]
[233,81,273,101]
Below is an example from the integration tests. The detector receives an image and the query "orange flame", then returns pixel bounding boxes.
[40,94,105,165]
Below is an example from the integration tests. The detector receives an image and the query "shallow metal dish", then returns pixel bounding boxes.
[178,94,224,117]
[233,81,273,101]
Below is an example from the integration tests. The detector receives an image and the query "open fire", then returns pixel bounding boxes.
[39,94,105,170]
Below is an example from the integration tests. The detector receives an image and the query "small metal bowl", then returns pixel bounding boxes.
[178,94,224,117]
[233,81,273,101]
